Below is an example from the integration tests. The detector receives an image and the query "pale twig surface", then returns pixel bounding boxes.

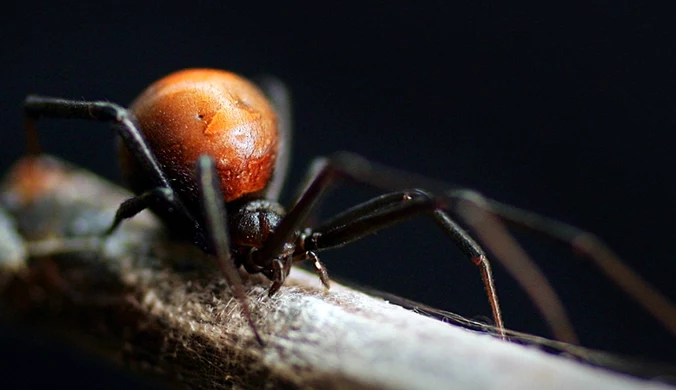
[0,155,673,390]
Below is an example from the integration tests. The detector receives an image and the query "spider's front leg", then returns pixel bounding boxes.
[296,189,509,340]
[261,151,676,343]
[196,155,264,346]
[255,155,534,341]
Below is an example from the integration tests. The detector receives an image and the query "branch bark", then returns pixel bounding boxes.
[0,155,673,390]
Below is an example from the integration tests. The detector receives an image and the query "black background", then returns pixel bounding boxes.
[2,1,675,388]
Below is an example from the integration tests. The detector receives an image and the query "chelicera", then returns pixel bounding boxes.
[23,68,676,346]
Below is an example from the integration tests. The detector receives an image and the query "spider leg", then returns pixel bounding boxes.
[258,151,676,343]
[314,152,676,340]
[300,189,511,340]
[254,156,532,338]
[320,152,676,339]
[24,96,170,189]
[455,195,676,340]
[22,96,199,235]
[196,155,264,346]
[255,77,292,202]
[105,187,181,235]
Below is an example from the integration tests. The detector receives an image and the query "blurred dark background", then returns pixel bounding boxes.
[1,1,675,387]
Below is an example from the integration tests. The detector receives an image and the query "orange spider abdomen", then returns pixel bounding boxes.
[119,69,279,210]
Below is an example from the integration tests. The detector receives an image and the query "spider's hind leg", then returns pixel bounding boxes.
[22,96,199,236]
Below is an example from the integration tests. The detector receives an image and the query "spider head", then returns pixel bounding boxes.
[229,198,285,248]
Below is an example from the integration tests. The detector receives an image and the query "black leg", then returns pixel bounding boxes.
[299,189,507,339]
[256,157,333,264]
[254,157,518,339]
[255,77,292,202]
[259,152,676,342]
[23,95,199,235]
[196,155,264,346]
[320,152,676,339]
[24,96,171,190]
[431,210,505,337]
[105,187,177,235]
[437,177,676,341]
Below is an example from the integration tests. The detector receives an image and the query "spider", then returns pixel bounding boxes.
[23,68,676,346]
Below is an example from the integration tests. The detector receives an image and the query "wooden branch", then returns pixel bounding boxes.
[0,155,673,390]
